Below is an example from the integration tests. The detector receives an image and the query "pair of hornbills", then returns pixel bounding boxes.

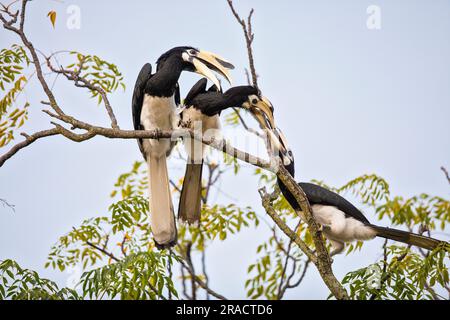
[132,46,445,255]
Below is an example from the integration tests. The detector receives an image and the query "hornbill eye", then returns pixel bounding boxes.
[189,49,197,55]
[251,98,258,105]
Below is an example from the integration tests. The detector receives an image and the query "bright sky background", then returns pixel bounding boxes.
[1,0,449,299]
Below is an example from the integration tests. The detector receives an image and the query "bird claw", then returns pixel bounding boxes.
[318,224,331,232]
[179,119,192,128]
[318,224,330,232]
[154,128,162,140]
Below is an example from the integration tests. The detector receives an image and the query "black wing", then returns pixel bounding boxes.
[132,63,153,157]
[184,78,208,106]
[207,84,220,93]
[299,182,371,224]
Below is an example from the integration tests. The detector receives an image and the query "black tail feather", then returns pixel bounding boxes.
[178,160,203,225]
[370,224,444,251]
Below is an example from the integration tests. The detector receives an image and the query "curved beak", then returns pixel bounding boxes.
[265,127,292,166]
[269,127,289,154]
[251,96,275,131]
[193,50,234,89]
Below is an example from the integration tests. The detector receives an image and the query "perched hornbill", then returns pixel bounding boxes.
[132,47,234,248]
[264,126,446,256]
[178,78,275,225]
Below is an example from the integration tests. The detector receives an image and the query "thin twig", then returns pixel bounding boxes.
[185,242,197,300]
[441,166,450,185]
[201,249,210,300]
[0,198,15,212]
[46,56,119,129]
[179,256,227,300]
[226,0,258,88]
[277,220,302,299]
[85,240,119,262]
[258,187,317,264]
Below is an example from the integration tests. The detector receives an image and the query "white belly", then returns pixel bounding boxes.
[182,107,221,162]
[140,95,179,157]
[311,204,377,242]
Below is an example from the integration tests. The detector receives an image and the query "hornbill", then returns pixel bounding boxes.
[265,126,446,256]
[132,47,234,248]
[178,78,275,225]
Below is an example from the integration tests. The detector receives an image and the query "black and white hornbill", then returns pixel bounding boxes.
[264,126,446,256]
[132,47,234,248]
[178,78,275,225]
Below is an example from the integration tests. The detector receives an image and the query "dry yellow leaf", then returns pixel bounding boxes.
[47,11,56,28]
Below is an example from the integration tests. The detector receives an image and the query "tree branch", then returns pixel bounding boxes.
[441,166,450,185]
[226,0,258,88]
[179,257,227,300]
[0,124,274,170]
[0,197,15,212]
[274,162,349,300]
[0,0,348,300]
[0,128,60,167]
[1,0,64,116]
[258,187,317,264]
[45,56,119,129]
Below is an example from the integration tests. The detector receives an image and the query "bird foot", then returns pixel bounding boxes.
[317,223,331,232]
[153,128,163,140]
[179,119,192,129]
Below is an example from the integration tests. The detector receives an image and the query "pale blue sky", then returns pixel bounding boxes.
[0,0,449,299]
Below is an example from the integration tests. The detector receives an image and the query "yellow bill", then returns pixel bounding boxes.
[195,50,234,85]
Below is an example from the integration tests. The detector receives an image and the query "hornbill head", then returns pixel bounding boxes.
[232,89,292,168]
[157,46,234,90]
[223,86,275,130]
[244,94,276,132]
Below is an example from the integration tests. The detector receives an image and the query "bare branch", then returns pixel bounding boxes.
[0,125,274,170]
[184,242,197,300]
[169,179,181,193]
[258,187,317,264]
[441,166,450,185]
[201,249,210,300]
[277,220,302,299]
[178,252,227,300]
[226,0,258,88]
[85,240,119,262]
[0,128,60,167]
[0,198,15,212]
[287,259,311,289]
[274,162,349,299]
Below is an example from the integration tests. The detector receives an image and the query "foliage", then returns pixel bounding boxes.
[244,173,311,299]
[65,51,126,104]
[247,172,450,300]
[245,233,305,300]
[343,243,450,300]
[81,252,179,300]
[224,108,241,127]
[0,45,30,147]
[3,164,449,300]
[39,159,260,300]
[335,175,450,299]
[1,2,447,301]
[0,259,79,300]
[179,203,259,252]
